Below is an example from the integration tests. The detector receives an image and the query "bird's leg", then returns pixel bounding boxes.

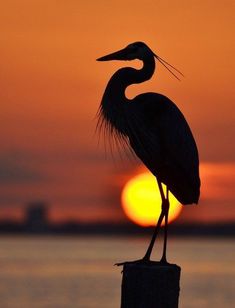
[142,207,165,261]
[115,179,167,266]
[116,208,165,266]
[160,187,170,264]
[142,179,166,261]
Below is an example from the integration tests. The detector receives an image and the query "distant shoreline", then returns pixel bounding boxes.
[0,221,234,237]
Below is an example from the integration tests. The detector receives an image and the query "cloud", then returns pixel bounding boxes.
[0,150,45,184]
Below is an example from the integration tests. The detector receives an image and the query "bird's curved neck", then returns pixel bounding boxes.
[109,54,155,101]
[99,54,155,135]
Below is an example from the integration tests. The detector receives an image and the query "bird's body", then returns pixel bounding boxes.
[97,42,200,263]
[129,94,199,205]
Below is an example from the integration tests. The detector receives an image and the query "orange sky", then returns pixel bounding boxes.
[0,1,235,225]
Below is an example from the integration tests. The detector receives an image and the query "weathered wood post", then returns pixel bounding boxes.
[120,261,181,308]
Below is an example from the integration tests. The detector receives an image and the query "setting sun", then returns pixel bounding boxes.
[121,172,183,227]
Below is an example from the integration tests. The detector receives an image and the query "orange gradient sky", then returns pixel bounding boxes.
[0,1,235,225]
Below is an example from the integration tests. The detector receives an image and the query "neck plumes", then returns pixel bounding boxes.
[97,54,155,136]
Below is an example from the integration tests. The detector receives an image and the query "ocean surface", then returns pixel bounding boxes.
[0,235,234,308]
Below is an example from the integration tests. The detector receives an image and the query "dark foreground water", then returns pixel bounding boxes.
[0,236,234,307]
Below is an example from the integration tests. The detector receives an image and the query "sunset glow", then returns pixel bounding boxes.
[121,172,183,227]
[0,1,234,225]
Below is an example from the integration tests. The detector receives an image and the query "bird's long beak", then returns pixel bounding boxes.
[96,47,128,61]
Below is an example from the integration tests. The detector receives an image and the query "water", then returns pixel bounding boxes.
[0,236,234,307]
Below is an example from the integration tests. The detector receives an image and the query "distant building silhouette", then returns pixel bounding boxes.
[25,201,48,233]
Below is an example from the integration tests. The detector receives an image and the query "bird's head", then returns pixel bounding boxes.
[96,42,153,62]
[97,42,184,80]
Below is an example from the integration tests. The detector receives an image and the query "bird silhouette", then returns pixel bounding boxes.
[97,42,200,264]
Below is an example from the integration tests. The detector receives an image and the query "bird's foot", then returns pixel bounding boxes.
[115,257,153,267]
[159,258,169,265]
[115,257,170,267]
[115,258,149,266]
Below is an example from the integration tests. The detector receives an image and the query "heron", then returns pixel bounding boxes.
[96,42,200,264]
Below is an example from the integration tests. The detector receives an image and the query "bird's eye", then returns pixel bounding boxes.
[129,45,138,53]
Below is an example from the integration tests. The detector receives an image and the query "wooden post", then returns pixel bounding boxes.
[120,262,181,308]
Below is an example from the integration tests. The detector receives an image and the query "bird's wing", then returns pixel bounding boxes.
[127,93,200,204]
